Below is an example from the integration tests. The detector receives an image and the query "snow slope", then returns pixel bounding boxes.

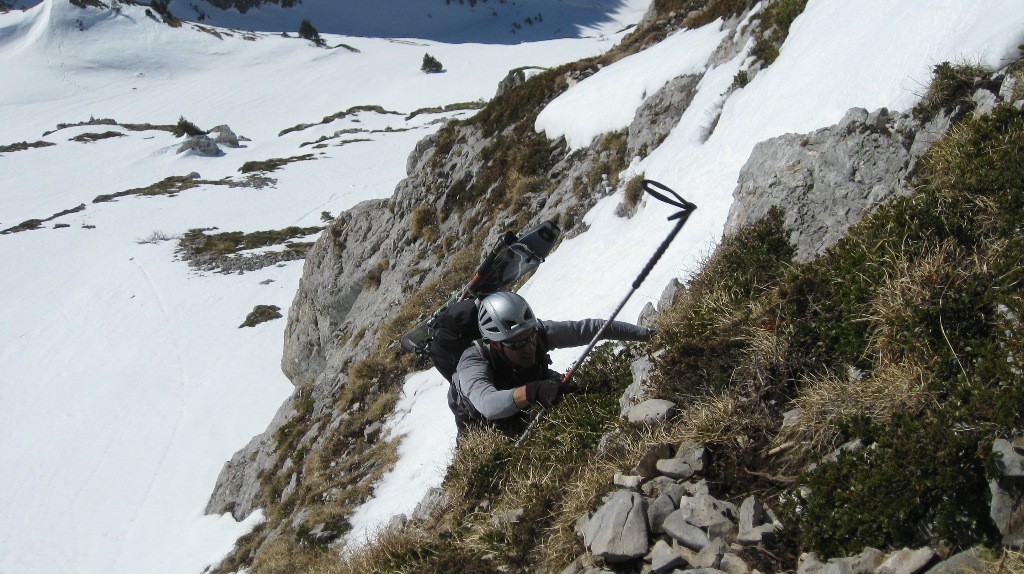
[0,0,650,572]
[345,0,1024,543]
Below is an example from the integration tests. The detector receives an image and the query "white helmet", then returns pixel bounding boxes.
[477,292,536,342]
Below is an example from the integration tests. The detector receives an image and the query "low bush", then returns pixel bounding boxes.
[421,53,444,73]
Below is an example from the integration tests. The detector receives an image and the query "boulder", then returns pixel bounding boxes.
[208,124,240,147]
[177,134,222,156]
[994,438,1024,477]
[663,510,712,550]
[614,473,644,489]
[651,539,687,573]
[583,490,650,563]
[657,458,698,480]
[677,494,736,538]
[878,548,937,574]
[739,496,765,531]
[628,398,677,424]
[924,548,985,574]
[693,539,727,569]
[648,493,677,534]
[737,523,780,546]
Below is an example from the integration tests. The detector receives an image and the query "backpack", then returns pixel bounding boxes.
[428,299,481,383]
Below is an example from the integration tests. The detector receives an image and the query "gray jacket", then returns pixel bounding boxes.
[451,319,650,421]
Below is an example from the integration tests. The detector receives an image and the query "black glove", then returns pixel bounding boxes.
[642,326,657,341]
[524,378,563,409]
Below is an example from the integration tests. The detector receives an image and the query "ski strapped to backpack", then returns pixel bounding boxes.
[515,180,697,447]
[399,220,561,364]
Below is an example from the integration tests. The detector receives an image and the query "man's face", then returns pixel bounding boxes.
[494,328,537,368]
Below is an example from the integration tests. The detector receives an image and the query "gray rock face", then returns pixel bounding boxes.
[627,74,701,158]
[724,107,942,262]
[203,397,300,519]
[584,490,650,563]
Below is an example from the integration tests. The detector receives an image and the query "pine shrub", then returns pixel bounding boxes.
[421,53,444,73]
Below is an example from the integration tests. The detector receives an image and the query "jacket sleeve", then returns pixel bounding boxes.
[540,318,651,350]
[453,345,521,421]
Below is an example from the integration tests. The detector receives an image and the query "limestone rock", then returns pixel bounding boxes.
[924,548,985,574]
[621,356,654,417]
[994,438,1024,477]
[628,398,677,424]
[878,548,937,574]
[177,134,222,156]
[208,124,240,147]
[584,490,650,563]
[663,510,712,550]
[627,74,701,158]
[657,458,697,480]
[635,443,674,479]
[737,523,780,545]
[725,107,926,262]
[991,437,1024,546]
[614,473,644,489]
[739,496,764,531]
[693,539,727,569]
[651,539,687,573]
[648,493,677,534]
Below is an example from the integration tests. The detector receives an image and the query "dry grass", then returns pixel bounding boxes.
[775,360,937,469]
[985,549,1024,574]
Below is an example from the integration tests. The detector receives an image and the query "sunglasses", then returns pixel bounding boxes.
[500,331,537,350]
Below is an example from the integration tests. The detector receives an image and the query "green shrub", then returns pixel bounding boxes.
[421,53,444,73]
[298,18,324,45]
[174,116,204,137]
[786,412,999,557]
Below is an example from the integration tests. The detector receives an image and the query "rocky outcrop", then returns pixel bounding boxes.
[725,107,932,262]
[177,134,222,156]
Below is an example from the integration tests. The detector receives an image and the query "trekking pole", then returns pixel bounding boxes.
[514,180,697,447]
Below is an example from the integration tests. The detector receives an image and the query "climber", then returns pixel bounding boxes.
[448,291,654,433]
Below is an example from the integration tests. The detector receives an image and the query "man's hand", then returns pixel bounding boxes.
[524,378,563,409]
